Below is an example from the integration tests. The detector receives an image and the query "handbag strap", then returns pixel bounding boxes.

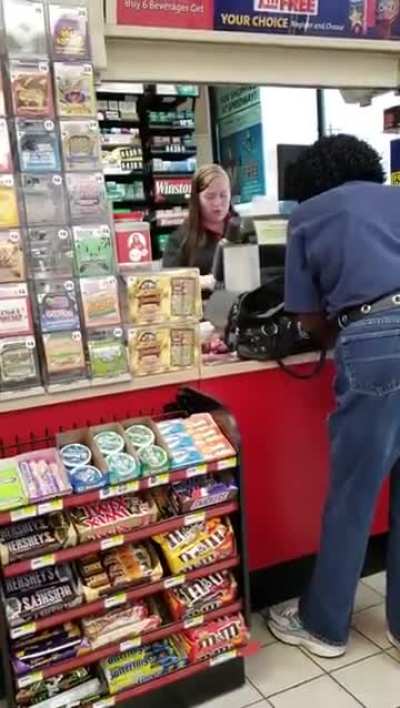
[276,349,327,379]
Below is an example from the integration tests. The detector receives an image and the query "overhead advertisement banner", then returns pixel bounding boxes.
[116,0,213,28]
[116,0,400,40]
[214,0,400,39]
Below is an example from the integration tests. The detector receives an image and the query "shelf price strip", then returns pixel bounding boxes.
[14,601,243,688]
[2,457,237,527]
[9,556,240,639]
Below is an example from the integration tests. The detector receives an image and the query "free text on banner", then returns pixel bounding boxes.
[116,0,400,40]
[214,0,400,39]
[116,0,214,28]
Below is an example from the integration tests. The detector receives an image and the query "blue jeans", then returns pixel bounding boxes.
[299,310,400,645]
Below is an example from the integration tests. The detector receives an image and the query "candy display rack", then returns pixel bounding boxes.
[0,387,255,708]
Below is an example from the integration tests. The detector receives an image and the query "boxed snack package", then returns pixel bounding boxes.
[60,119,101,171]
[49,3,90,60]
[42,330,87,384]
[168,473,238,514]
[0,512,77,565]
[77,541,163,601]
[123,273,170,325]
[72,224,115,277]
[28,226,74,279]
[0,457,28,512]
[0,283,33,337]
[0,336,41,391]
[164,570,238,621]
[3,563,82,627]
[114,221,152,268]
[183,613,249,662]
[0,230,25,282]
[154,517,236,575]
[87,327,129,381]
[15,667,92,707]
[9,60,53,118]
[69,493,158,542]
[127,324,170,377]
[35,278,80,332]
[54,62,96,118]
[100,635,188,694]
[82,597,162,649]
[21,173,67,225]
[0,118,12,172]
[16,447,71,501]
[16,118,61,172]
[0,174,20,228]
[2,0,47,57]
[80,276,121,329]
[157,413,236,468]
[11,622,89,675]
[66,172,108,223]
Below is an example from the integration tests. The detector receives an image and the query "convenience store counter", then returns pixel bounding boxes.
[0,352,389,574]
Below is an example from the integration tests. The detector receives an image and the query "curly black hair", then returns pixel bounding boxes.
[286,134,385,203]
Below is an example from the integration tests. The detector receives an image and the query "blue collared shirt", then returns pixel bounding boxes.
[285,181,400,315]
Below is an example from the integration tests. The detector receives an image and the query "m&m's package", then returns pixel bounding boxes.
[100,636,188,694]
[153,517,235,575]
[183,613,249,662]
[164,571,238,621]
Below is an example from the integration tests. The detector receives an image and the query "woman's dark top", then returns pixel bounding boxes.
[162,214,246,274]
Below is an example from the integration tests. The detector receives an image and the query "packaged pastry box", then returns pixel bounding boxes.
[127,322,200,377]
[122,269,202,325]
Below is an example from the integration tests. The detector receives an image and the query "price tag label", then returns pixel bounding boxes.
[11,506,37,522]
[93,699,115,708]
[11,622,36,639]
[217,457,237,471]
[120,637,141,651]
[31,554,55,570]
[147,473,169,488]
[209,650,237,667]
[18,671,43,689]
[100,535,124,551]
[183,615,204,629]
[184,512,205,527]
[186,464,207,478]
[124,480,140,494]
[164,574,185,589]
[38,499,63,514]
[104,592,127,609]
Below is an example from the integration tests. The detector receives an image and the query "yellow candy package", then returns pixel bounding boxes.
[0,175,19,229]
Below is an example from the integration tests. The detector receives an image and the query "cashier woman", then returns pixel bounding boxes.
[162,164,247,289]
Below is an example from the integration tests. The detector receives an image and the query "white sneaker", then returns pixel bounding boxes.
[267,603,347,658]
[387,631,400,650]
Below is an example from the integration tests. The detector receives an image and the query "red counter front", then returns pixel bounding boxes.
[0,360,389,573]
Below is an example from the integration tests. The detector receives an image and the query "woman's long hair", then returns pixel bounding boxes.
[183,164,231,265]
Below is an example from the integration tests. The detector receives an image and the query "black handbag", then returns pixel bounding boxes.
[224,275,326,380]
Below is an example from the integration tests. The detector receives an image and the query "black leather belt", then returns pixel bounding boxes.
[338,292,400,328]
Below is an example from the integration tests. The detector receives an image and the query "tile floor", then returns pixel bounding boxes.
[198,571,400,708]
[0,573,395,708]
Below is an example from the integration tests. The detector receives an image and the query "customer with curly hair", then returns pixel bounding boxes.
[268,134,400,658]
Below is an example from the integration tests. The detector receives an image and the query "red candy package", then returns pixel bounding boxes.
[165,570,238,621]
[183,612,249,662]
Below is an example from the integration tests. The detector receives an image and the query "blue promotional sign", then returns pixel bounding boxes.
[214,1,400,40]
[215,87,266,203]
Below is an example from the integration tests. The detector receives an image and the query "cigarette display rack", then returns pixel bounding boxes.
[0,388,256,708]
